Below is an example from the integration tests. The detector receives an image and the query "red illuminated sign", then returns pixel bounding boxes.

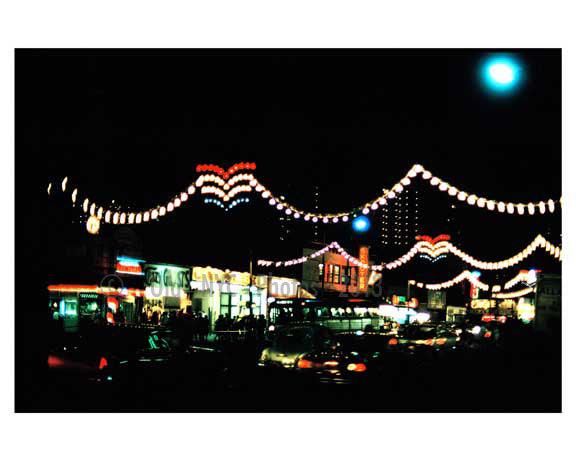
[116,262,144,275]
[358,246,369,291]
[416,234,451,244]
[470,283,479,299]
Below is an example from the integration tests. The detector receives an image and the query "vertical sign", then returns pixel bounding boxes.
[469,271,481,299]
[358,246,369,292]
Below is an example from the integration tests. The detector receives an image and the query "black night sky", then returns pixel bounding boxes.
[18,49,561,288]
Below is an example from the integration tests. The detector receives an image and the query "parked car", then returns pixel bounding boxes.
[398,323,461,356]
[293,332,402,385]
[258,323,336,369]
[47,325,231,388]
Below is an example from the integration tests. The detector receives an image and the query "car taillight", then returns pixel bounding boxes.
[388,338,398,346]
[48,355,64,368]
[484,331,492,338]
[436,338,446,345]
[98,357,108,370]
[347,363,367,372]
[297,359,313,369]
[425,339,434,346]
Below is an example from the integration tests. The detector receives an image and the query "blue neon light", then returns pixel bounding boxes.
[352,216,370,233]
[117,256,145,264]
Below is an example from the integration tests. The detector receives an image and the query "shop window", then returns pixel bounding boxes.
[334,265,340,285]
[220,293,231,316]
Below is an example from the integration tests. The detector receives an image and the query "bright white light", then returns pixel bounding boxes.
[489,63,514,84]
[482,56,522,93]
[415,313,430,323]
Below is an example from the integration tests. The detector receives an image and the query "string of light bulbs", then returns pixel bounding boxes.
[257,234,561,272]
[408,270,490,291]
[492,287,536,299]
[250,164,561,220]
[49,163,561,230]
[502,269,539,290]
[50,163,257,228]
[409,268,539,293]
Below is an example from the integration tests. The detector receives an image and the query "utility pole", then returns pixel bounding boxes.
[248,248,253,317]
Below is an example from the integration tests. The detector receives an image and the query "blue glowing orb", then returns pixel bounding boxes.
[352,216,370,233]
[481,55,523,94]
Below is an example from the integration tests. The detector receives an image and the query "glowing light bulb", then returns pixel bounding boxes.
[538,202,546,214]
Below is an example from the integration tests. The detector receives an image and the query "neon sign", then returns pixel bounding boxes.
[116,257,144,276]
[358,246,369,291]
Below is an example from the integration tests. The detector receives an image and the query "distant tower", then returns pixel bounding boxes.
[381,184,420,247]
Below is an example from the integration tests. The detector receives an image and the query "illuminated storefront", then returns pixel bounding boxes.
[302,246,372,295]
[189,266,267,326]
[48,284,145,332]
[143,263,193,317]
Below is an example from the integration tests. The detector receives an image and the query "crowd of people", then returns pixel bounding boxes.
[141,309,211,342]
[139,309,268,343]
[214,313,267,341]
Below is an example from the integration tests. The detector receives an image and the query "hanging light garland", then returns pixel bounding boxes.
[48,163,255,232]
[492,287,536,299]
[502,269,540,290]
[251,164,560,220]
[204,197,251,211]
[257,234,561,272]
[410,268,543,293]
[408,270,490,291]
[49,162,560,232]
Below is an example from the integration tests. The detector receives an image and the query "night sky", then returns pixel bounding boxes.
[18,49,561,286]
